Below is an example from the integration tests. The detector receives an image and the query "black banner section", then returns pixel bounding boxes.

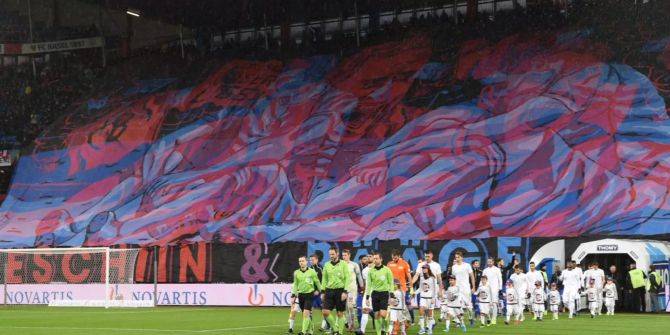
[134,236,624,283]
[3,236,666,284]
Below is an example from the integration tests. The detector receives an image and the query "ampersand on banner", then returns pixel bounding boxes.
[241,244,270,282]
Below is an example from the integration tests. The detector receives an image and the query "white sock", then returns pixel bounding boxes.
[289,319,294,329]
[445,318,450,330]
[492,304,498,320]
[321,319,327,329]
[419,316,425,329]
[480,315,486,325]
[428,317,434,329]
[360,313,369,332]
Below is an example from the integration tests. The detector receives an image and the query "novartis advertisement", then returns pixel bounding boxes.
[0,283,293,306]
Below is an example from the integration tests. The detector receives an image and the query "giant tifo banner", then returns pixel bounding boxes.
[1,29,670,247]
[0,283,293,306]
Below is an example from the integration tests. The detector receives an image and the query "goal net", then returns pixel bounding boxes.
[0,247,153,307]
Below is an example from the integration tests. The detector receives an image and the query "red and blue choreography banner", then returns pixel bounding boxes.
[1,31,670,247]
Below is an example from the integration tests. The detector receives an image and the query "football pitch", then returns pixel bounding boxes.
[0,307,668,335]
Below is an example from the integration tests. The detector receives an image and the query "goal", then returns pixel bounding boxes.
[0,247,153,307]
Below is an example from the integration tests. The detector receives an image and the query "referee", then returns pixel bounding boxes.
[291,256,323,335]
[363,251,394,335]
[321,247,350,335]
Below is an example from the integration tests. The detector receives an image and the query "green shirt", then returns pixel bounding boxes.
[322,260,350,290]
[292,268,323,295]
[365,265,394,296]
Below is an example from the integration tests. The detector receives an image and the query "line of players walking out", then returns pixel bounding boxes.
[288,248,618,335]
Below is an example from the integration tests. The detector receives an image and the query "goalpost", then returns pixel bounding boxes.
[0,247,154,307]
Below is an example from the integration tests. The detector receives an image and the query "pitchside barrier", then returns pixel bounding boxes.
[0,283,293,306]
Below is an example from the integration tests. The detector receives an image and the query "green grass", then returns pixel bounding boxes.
[0,306,668,335]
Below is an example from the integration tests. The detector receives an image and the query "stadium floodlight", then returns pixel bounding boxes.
[0,247,153,308]
[126,9,141,17]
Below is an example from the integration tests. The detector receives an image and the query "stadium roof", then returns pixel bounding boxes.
[96,0,452,29]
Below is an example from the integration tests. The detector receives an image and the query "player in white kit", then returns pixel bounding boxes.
[531,280,546,321]
[503,279,522,325]
[509,265,528,321]
[342,250,364,331]
[572,261,585,314]
[451,251,475,326]
[417,264,439,335]
[481,257,502,325]
[604,277,618,315]
[388,279,407,335]
[443,275,467,332]
[584,262,605,315]
[358,258,375,334]
[559,262,581,318]
[548,283,561,320]
[412,251,442,331]
[526,262,545,318]
[474,275,493,328]
[586,278,599,318]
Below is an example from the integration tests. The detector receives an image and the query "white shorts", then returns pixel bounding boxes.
[605,298,616,307]
[479,302,491,315]
[562,287,579,304]
[550,304,559,313]
[420,297,436,309]
[506,304,521,316]
[362,296,371,310]
[588,301,598,310]
[489,290,500,303]
[347,293,357,307]
[533,303,545,312]
[458,287,473,308]
[390,309,406,322]
[444,306,463,317]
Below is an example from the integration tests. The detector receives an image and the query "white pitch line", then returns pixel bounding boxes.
[0,326,196,333]
[198,324,284,332]
[0,324,285,334]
